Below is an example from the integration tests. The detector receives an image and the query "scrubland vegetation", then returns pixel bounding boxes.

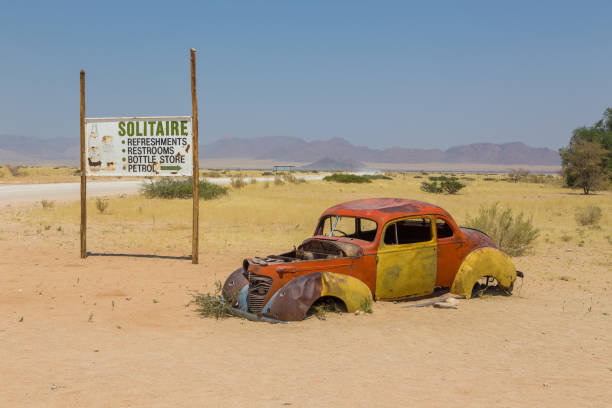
[12,172,609,258]
[323,173,392,183]
[142,177,228,199]
[0,165,80,183]
[420,175,466,194]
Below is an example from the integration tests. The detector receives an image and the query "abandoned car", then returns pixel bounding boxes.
[222,198,521,321]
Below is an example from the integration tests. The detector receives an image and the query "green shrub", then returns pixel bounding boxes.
[575,204,603,227]
[440,179,466,194]
[420,181,443,193]
[323,173,372,183]
[428,175,454,182]
[421,178,465,194]
[466,203,539,256]
[261,171,274,176]
[366,174,392,180]
[142,178,228,199]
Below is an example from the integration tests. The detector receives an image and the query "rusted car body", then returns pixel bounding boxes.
[223,198,519,322]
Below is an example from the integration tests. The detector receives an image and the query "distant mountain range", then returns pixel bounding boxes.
[0,134,561,166]
[201,136,560,165]
[301,157,365,171]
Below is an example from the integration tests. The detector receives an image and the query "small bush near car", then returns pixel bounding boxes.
[440,179,466,194]
[420,181,443,193]
[191,281,234,320]
[466,203,539,256]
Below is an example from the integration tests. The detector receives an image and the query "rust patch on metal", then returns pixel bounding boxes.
[264,273,323,321]
[222,267,248,305]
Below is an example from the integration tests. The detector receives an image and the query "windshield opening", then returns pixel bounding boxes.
[316,215,378,242]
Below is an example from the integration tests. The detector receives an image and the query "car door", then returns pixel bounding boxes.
[434,216,465,288]
[375,215,437,300]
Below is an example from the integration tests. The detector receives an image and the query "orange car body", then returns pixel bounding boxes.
[223,198,518,321]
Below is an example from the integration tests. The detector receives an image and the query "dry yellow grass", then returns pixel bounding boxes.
[0,165,317,185]
[0,166,80,184]
[16,174,611,260]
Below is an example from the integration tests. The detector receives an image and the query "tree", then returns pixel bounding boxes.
[560,108,612,192]
[507,168,530,183]
[559,139,608,194]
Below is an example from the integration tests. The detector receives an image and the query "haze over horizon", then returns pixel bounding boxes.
[1,1,611,151]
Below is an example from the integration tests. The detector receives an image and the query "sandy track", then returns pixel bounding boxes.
[1,225,611,407]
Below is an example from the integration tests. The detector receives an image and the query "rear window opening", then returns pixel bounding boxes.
[436,218,453,239]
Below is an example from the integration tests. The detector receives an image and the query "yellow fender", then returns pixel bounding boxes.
[320,272,373,312]
[450,247,517,299]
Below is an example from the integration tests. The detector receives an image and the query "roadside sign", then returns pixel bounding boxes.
[85,117,193,177]
[79,49,200,263]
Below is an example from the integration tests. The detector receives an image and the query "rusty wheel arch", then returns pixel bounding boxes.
[308,295,348,314]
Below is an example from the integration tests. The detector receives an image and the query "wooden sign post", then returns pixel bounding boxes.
[80,70,87,258]
[79,49,200,263]
[190,49,199,264]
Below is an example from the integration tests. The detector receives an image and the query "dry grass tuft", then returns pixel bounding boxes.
[230,175,247,189]
[95,198,109,214]
[191,281,234,319]
[575,204,603,227]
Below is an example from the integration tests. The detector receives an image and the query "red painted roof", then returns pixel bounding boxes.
[321,198,452,225]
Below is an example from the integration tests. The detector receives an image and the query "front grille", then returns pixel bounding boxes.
[247,273,273,313]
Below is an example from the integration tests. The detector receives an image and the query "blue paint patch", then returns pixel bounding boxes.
[237,285,249,311]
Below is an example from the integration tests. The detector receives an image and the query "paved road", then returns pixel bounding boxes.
[0,175,326,204]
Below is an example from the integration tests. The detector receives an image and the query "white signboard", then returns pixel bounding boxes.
[84,116,193,176]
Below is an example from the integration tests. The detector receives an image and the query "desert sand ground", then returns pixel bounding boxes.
[1,174,611,407]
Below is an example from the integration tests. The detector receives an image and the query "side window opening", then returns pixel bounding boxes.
[384,217,432,245]
[358,218,377,242]
[317,216,378,242]
[436,218,453,239]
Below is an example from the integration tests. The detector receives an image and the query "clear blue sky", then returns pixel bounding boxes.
[1,0,611,150]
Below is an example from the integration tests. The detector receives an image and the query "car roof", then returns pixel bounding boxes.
[321,198,453,225]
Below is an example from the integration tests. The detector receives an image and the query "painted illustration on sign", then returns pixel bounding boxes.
[84,117,193,176]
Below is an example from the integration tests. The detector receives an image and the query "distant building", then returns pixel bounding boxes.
[273,165,295,172]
